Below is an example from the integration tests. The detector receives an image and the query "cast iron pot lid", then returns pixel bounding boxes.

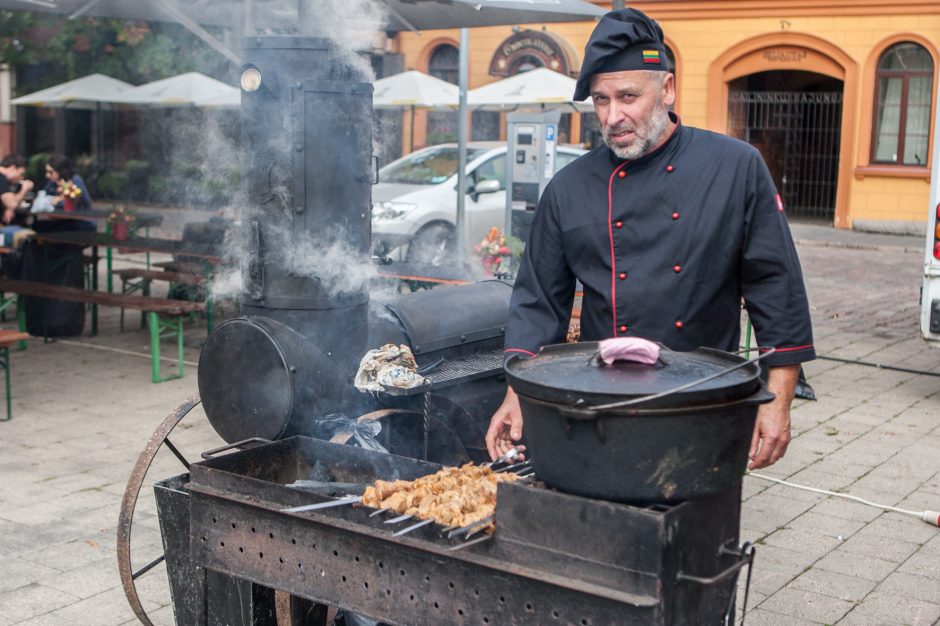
[505,342,762,411]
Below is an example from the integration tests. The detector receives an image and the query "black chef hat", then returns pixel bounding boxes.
[574,8,669,102]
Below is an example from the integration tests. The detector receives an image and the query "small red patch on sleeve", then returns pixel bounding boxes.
[774,194,785,212]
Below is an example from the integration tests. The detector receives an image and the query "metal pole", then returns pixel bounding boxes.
[244,0,254,35]
[612,0,625,9]
[455,27,469,259]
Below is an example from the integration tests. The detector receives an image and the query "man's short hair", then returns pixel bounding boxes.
[0,155,26,168]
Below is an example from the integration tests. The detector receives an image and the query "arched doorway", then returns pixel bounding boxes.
[728,70,843,222]
[708,33,858,227]
[427,44,459,144]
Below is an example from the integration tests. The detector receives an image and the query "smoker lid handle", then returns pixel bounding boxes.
[200,437,272,459]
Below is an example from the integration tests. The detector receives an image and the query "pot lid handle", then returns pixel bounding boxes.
[574,347,777,414]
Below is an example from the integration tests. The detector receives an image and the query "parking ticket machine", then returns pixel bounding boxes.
[505,110,562,242]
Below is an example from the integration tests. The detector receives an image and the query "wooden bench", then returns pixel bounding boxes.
[152,260,211,274]
[111,268,211,332]
[0,279,205,384]
[0,329,30,421]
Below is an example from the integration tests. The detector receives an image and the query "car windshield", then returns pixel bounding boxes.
[379,146,489,185]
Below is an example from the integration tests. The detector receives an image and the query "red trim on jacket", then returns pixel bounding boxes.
[607,161,629,336]
[760,344,814,353]
[505,348,537,357]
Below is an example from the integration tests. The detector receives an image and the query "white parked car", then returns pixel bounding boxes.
[372,142,586,265]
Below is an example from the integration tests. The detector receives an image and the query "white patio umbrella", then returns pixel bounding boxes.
[111,71,239,107]
[373,70,459,153]
[12,73,135,165]
[11,73,133,108]
[468,67,592,112]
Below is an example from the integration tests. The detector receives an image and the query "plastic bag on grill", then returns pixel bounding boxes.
[315,413,389,453]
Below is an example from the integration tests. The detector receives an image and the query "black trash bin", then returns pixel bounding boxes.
[18,234,87,337]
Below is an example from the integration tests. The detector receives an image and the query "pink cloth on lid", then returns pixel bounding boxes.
[598,337,661,365]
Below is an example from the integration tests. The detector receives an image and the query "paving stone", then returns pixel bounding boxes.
[836,591,940,626]
[762,528,843,561]
[789,566,877,603]
[759,586,855,624]
[38,556,121,600]
[784,511,866,540]
[814,550,898,582]
[29,537,116,573]
[897,550,940,580]
[853,514,938,546]
[740,607,824,625]
[876,571,940,604]
[0,559,61,594]
[0,583,81,624]
[43,586,162,626]
[838,532,922,564]
[744,492,819,524]
[809,498,884,524]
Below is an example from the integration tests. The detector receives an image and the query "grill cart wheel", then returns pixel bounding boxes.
[117,395,202,626]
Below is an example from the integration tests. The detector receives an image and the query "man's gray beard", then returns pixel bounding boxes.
[602,102,670,161]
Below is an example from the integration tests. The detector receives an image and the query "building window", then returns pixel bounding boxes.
[427,44,459,145]
[871,43,934,166]
[428,44,459,85]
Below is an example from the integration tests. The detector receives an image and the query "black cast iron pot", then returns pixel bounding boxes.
[505,342,776,503]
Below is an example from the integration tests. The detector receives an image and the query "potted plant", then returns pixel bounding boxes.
[107,207,136,241]
[474,226,522,276]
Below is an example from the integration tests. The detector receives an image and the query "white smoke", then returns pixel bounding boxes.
[301,0,387,82]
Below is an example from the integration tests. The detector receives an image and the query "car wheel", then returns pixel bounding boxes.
[407,223,455,266]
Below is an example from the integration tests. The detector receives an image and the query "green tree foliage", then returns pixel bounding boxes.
[0,11,233,94]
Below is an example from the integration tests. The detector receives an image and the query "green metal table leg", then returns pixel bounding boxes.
[106,221,113,294]
[91,244,99,336]
[149,312,186,384]
[149,312,160,384]
[176,315,184,379]
[1,345,10,421]
[16,297,26,350]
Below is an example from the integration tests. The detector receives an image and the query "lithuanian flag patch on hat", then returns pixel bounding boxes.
[642,50,661,64]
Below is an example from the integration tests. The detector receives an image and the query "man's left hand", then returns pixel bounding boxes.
[748,364,800,469]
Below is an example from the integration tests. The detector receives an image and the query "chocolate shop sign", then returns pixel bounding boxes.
[490,31,572,76]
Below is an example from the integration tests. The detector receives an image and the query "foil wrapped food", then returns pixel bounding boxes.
[354,343,425,392]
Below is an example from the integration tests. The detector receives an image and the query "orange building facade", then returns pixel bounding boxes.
[392,0,940,232]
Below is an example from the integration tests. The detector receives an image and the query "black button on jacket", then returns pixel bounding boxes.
[505,118,815,368]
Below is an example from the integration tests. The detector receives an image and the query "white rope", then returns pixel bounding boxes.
[747,471,939,527]
[55,338,200,367]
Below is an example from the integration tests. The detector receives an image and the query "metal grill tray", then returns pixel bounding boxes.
[379,349,505,396]
[183,436,746,625]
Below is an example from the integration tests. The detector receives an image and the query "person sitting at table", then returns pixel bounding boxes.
[33,156,95,235]
[0,154,34,226]
[44,155,92,212]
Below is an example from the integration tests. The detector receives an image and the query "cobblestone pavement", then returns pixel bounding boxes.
[0,225,938,626]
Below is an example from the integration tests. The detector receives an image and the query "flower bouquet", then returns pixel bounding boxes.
[474,226,522,276]
[57,180,82,212]
[107,207,136,241]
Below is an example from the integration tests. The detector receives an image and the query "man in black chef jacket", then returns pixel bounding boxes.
[486,8,815,470]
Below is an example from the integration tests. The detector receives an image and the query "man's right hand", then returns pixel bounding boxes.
[20,179,34,193]
[485,387,526,461]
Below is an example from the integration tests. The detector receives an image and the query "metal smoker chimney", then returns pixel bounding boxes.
[197,36,375,443]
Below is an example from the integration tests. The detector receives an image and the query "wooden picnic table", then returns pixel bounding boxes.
[31,230,220,335]
[37,209,163,228]
[32,230,220,262]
